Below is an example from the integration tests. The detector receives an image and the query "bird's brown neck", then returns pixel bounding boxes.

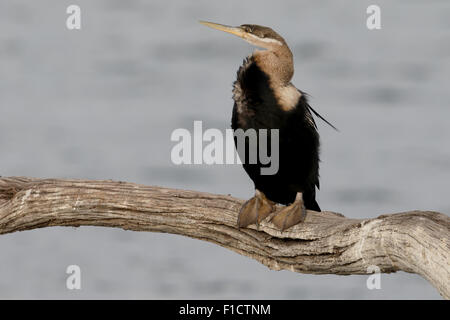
[253,45,300,111]
[253,45,294,87]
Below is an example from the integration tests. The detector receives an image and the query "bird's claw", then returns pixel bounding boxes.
[238,190,275,229]
[270,193,307,231]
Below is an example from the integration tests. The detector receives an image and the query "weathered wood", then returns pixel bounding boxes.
[0,176,448,298]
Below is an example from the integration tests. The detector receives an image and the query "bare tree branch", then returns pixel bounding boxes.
[0,176,448,298]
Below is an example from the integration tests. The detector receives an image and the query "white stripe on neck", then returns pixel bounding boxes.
[246,33,283,46]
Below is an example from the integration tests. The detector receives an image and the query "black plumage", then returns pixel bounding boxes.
[232,56,321,211]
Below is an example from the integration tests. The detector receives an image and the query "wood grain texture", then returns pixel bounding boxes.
[0,176,448,298]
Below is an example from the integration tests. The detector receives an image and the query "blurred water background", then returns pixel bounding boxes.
[0,0,449,299]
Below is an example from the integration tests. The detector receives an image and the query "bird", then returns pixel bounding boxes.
[200,21,336,231]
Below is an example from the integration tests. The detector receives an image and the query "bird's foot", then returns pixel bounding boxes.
[238,190,275,229]
[270,192,307,231]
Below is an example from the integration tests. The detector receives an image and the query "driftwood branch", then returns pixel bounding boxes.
[0,176,448,298]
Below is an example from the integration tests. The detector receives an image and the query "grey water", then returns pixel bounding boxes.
[0,0,449,299]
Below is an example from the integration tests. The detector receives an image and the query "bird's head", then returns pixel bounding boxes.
[199,21,287,51]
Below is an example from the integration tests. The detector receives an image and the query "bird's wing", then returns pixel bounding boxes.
[299,90,338,131]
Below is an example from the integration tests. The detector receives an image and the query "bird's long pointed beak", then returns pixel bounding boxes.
[199,21,245,39]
